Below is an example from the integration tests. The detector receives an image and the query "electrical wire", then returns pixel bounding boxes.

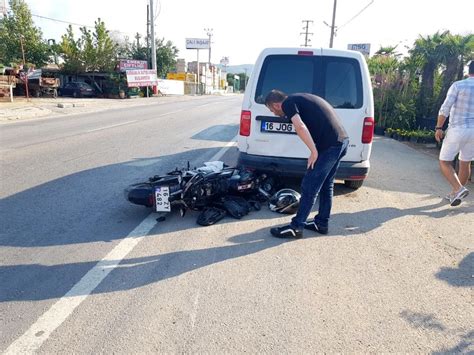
[337,0,374,30]
[31,13,132,36]
[154,0,161,20]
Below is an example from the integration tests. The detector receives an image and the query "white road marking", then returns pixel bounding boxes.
[5,135,239,354]
[4,214,157,355]
[156,109,185,117]
[86,120,137,133]
[190,291,200,329]
[208,135,238,162]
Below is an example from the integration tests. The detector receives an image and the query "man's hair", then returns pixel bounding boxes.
[265,90,288,106]
[469,61,474,75]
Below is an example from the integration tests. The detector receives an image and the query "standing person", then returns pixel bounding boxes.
[265,90,349,238]
[435,61,474,206]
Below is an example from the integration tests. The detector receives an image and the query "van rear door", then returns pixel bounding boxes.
[242,50,367,163]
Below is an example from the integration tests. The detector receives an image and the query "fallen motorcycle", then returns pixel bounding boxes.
[124,161,275,219]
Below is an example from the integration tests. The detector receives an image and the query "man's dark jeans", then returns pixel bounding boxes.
[291,138,349,229]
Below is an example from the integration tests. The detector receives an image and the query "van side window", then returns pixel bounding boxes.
[323,58,362,109]
[255,55,315,104]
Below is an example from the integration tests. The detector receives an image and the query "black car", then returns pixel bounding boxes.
[59,82,96,98]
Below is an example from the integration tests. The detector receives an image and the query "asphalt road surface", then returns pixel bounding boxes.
[1,95,472,353]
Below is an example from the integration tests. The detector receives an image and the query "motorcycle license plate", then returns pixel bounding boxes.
[260,121,296,134]
[155,186,171,212]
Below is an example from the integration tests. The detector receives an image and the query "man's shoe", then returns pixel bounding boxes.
[444,192,454,201]
[304,220,328,235]
[270,225,303,239]
[450,186,469,206]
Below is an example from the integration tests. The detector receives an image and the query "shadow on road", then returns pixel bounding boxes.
[328,201,469,236]
[435,252,474,287]
[191,124,239,142]
[400,309,473,353]
[0,147,283,248]
[0,226,289,302]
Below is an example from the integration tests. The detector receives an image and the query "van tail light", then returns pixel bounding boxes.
[240,110,251,136]
[362,117,374,143]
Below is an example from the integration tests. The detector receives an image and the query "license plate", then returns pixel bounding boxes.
[261,121,296,134]
[155,186,170,212]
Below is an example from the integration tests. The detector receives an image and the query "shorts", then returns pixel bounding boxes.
[439,127,474,161]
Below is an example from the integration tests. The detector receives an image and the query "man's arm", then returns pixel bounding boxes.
[435,114,448,143]
[435,83,457,142]
[290,114,318,169]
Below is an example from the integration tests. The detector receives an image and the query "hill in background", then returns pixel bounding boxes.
[217,64,254,75]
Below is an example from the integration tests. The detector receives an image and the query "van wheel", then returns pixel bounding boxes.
[344,180,364,189]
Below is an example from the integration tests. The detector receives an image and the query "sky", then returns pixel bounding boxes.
[15,0,474,66]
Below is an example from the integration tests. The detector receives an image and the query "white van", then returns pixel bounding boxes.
[237,47,374,189]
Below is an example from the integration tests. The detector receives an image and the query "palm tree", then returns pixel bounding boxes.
[410,31,447,119]
[435,33,474,111]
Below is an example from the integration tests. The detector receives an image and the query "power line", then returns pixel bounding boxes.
[337,0,374,30]
[32,13,95,29]
[31,13,133,36]
[153,0,161,20]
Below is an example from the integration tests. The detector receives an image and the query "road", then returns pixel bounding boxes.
[0,95,472,353]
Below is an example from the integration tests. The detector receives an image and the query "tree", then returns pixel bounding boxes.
[410,31,447,119]
[155,38,178,78]
[59,18,117,73]
[435,33,474,111]
[116,33,149,63]
[0,0,49,67]
[59,25,83,73]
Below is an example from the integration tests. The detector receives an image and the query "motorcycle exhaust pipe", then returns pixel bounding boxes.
[258,187,271,200]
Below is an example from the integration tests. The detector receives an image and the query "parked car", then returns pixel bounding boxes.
[237,47,374,189]
[59,82,96,98]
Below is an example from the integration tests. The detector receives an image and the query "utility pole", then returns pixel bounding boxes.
[329,0,337,48]
[19,36,29,100]
[300,20,313,47]
[146,4,151,67]
[149,0,157,92]
[135,33,141,49]
[204,28,213,91]
[204,28,213,65]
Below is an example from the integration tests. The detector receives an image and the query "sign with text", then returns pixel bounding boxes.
[186,38,210,49]
[119,59,148,71]
[126,69,158,87]
[157,79,184,95]
[347,43,371,56]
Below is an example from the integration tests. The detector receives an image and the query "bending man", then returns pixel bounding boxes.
[265,90,349,238]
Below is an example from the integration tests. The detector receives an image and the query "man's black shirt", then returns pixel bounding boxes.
[282,93,348,152]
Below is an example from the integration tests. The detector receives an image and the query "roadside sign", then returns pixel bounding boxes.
[119,59,148,71]
[186,38,210,49]
[126,69,158,87]
[347,43,371,56]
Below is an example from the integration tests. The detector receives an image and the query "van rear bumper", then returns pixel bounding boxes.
[237,152,369,180]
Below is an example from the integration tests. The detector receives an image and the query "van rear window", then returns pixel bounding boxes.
[255,55,362,109]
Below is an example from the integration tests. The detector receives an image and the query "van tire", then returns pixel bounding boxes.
[344,180,364,189]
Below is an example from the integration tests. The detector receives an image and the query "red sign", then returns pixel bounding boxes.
[119,60,148,71]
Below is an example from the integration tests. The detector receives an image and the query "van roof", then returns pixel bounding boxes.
[259,47,365,60]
